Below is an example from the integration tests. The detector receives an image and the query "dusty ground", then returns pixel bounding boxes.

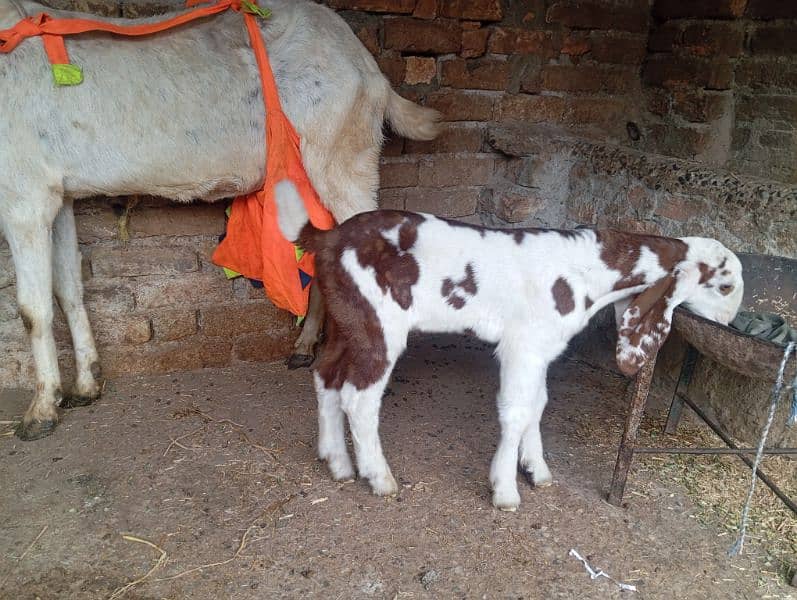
[1,335,795,599]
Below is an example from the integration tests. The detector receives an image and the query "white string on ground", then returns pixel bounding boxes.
[568,549,637,592]
[728,341,796,557]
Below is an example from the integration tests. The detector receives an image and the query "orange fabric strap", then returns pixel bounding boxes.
[0,0,237,57]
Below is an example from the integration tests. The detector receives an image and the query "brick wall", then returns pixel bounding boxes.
[642,0,797,183]
[339,0,652,222]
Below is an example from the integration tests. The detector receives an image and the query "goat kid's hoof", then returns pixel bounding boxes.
[286,353,314,370]
[15,419,58,441]
[492,487,521,512]
[369,472,399,497]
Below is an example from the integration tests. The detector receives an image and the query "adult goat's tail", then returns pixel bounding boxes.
[386,89,441,141]
[274,180,327,253]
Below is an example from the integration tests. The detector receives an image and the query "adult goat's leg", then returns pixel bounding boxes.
[287,283,324,369]
[52,198,101,407]
[3,202,63,440]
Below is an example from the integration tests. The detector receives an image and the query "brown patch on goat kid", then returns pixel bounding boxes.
[616,275,677,376]
[441,263,479,310]
[596,230,688,290]
[552,277,575,315]
[585,296,594,309]
[300,211,425,391]
[698,262,715,285]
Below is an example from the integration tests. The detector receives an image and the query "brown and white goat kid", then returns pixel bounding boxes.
[275,180,744,511]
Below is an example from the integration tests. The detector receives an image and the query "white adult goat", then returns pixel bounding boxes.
[0,0,439,439]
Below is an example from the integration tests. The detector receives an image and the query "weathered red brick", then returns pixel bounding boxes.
[440,57,510,90]
[735,59,797,90]
[135,272,233,310]
[440,0,502,21]
[419,155,494,187]
[488,28,558,57]
[547,1,648,33]
[201,302,292,338]
[378,189,406,210]
[497,94,567,123]
[379,159,420,188]
[75,206,120,243]
[151,308,197,341]
[376,52,406,87]
[405,56,437,84]
[91,314,153,346]
[125,203,225,239]
[682,22,745,57]
[461,27,490,58]
[101,337,234,377]
[382,135,405,156]
[541,65,637,94]
[646,123,710,159]
[234,330,296,363]
[590,33,647,64]
[653,0,748,20]
[736,94,797,124]
[84,280,136,315]
[384,17,461,54]
[325,0,415,13]
[645,88,671,116]
[119,0,174,17]
[354,23,380,56]
[643,55,733,90]
[413,0,438,19]
[648,23,683,53]
[751,24,797,55]
[656,194,709,222]
[493,187,544,223]
[672,90,730,122]
[745,0,797,19]
[90,247,198,278]
[403,187,481,217]
[561,32,591,56]
[405,124,484,153]
[424,90,495,121]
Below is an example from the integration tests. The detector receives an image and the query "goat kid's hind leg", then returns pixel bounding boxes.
[314,372,355,481]
[288,283,324,370]
[2,198,63,440]
[340,374,398,497]
[53,199,101,407]
[519,381,553,487]
[490,360,547,511]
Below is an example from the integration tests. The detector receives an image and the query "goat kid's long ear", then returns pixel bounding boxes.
[615,267,700,377]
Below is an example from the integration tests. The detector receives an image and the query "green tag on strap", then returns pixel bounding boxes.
[52,63,83,86]
[294,245,305,262]
[241,0,271,18]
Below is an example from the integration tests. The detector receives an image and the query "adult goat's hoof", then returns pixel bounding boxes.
[15,419,58,441]
[286,353,314,370]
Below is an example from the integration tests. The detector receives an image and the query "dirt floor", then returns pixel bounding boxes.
[1,335,795,599]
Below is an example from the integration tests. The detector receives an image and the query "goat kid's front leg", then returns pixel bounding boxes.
[53,199,101,407]
[340,378,398,497]
[287,283,324,369]
[313,372,355,481]
[4,209,62,440]
[490,360,547,511]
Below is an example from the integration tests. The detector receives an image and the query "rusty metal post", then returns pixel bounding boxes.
[664,345,699,435]
[607,356,657,507]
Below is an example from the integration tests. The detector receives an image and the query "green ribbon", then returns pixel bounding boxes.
[52,63,83,86]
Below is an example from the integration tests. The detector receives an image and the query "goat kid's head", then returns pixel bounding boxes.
[615,237,743,377]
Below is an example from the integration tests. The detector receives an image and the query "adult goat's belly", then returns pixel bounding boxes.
[4,11,268,201]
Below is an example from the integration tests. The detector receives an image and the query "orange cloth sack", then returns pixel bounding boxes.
[211,12,335,317]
